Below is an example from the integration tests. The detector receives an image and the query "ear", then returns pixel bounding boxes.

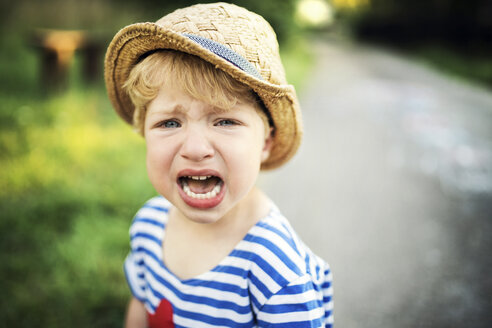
[261,127,274,163]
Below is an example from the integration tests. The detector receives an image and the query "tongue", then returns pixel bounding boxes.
[186,177,220,194]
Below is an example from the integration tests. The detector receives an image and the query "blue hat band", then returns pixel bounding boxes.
[184,33,263,81]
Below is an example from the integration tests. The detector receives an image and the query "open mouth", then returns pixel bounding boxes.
[178,175,224,200]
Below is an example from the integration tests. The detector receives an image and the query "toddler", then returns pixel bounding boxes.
[104,3,333,327]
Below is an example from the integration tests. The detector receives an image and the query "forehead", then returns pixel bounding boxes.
[148,68,258,110]
[147,84,250,113]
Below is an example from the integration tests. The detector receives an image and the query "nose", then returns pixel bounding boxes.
[179,125,214,162]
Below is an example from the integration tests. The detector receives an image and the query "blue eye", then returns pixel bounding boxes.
[216,119,237,126]
[160,120,181,128]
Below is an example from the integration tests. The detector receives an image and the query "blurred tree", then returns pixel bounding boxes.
[0,2,15,30]
[107,0,299,43]
[346,0,492,52]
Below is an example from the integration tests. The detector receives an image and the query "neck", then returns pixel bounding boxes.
[171,187,271,239]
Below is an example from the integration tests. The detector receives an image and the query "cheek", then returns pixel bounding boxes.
[145,138,174,183]
[223,136,264,183]
[145,144,161,188]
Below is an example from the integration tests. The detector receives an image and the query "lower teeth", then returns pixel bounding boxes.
[183,182,221,199]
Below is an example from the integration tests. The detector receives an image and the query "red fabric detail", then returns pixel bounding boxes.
[147,299,175,328]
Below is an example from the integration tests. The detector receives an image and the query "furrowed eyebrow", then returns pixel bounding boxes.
[210,105,232,114]
[147,104,187,117]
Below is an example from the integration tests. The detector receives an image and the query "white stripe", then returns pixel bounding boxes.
[145,279,162,308]
[207,271,248,290]
[262,214,291,237]
[324,286,334,298]
[252,224,307,269]
[264,276,321,306]
[239,239,301,284]
[132,236,162,256]
[146,270,253,323]
[144,256,251,310]
[145,196,171,208]
[134,207,167,222]
[130,221,164,239]
[325,271,333,282]
[124,255,146,300]
[248,278,267,305]
[174,314,248,328]
[265,289,323,305]
[248,259,282,294]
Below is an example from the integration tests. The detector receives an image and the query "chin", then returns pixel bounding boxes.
[178,206,226,225]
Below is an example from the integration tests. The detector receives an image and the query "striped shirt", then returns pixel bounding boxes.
[124,196,334,327]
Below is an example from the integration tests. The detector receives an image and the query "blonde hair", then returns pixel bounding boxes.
[123,50,271,135]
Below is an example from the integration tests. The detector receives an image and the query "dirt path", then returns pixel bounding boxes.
[259,39,492,328]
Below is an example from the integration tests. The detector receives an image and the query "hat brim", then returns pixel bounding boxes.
[105,22,302,170]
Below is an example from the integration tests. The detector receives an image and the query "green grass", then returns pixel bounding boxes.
[0,86,157,326]
[0,23,313,326]
[0,29,157,324]
[281,35,315,92]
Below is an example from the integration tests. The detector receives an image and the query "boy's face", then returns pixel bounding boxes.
[144,84,272,224]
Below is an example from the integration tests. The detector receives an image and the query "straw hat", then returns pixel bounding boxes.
[104,2,302,170]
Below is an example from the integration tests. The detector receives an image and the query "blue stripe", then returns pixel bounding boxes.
[312,282,322,293]
[261,299,324,314]
[248,270,272,300]
[142,205,169,212]
[135,249,248,298]
[256,220,300,254]
[135,247,161,266]
[249,292,262,313]
[276,281,313,296]
[130,232,161,245]
[123,259,146,302]
[145,264,251,315]
[142,200,169,213]
[322,280,332,289]
[212,265,248,277]
[133,217,165,228]
[314,263,321,281]
[244,234,303,276]
[231,250,289,287]
[304,254,312,275]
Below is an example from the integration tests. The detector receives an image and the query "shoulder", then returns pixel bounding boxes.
[128,196,171,247]
[242,208,328,303]
[132,196,171,225]
[246,209,334,325]
[134,195,171,218]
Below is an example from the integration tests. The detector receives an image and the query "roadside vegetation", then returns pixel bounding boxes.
[0,1,312,326]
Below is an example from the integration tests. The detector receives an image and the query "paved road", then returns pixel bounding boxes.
[258,39,492,328]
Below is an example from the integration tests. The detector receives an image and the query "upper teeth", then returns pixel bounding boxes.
[188,175,211,180]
